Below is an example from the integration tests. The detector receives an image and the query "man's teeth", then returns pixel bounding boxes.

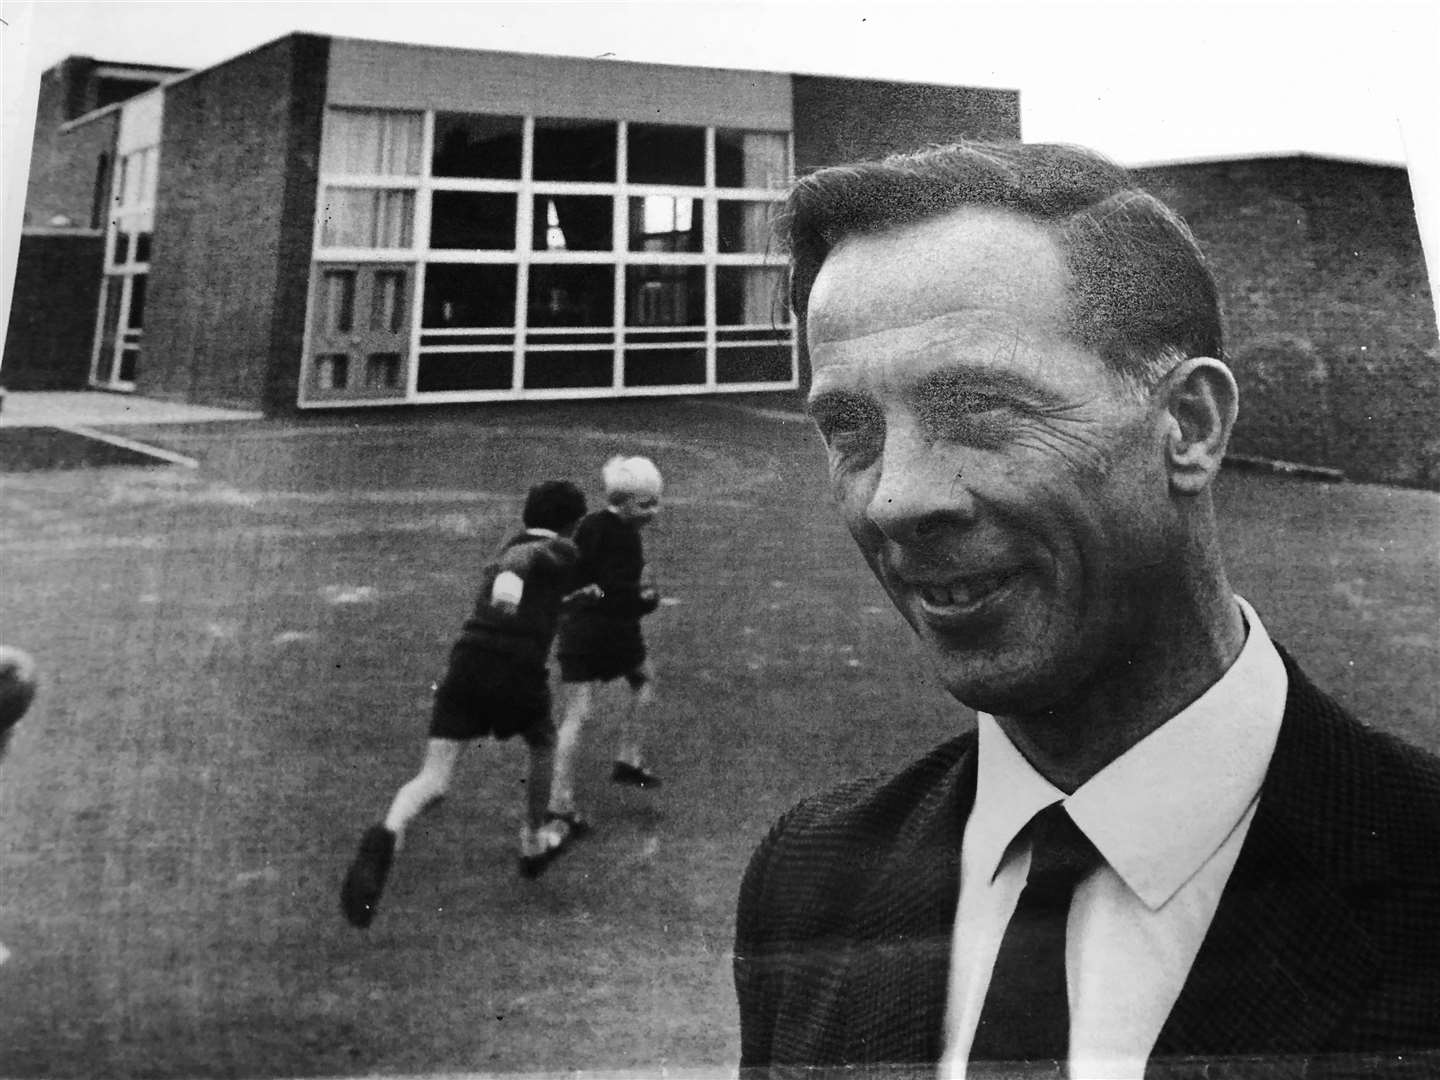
[919,576,1004,607]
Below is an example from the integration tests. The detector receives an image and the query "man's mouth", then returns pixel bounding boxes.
[912,569,1021,614]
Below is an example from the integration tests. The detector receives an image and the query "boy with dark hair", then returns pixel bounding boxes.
[546,456,665,840]
[341,479,588,929]
[0,646,38,761]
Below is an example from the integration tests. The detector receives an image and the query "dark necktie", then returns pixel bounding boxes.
[968,800,1102,1074]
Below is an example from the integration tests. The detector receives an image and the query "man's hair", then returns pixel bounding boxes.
[523,480,587,532]
[780,141,1224,391]
[602,456,663,502]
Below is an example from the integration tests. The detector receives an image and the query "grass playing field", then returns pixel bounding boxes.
[1,397,1436,1078]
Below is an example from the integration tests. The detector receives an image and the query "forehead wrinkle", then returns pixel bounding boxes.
[805,206,1071,343]
[808,308,1066,389]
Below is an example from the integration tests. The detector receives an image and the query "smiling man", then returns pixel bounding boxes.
[733,143,1440,1079]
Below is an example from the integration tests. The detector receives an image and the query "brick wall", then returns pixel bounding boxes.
[140,35,328,413]
[24,61,118,229]
[1136,158,1440,488]
[791,75,1020,175]
[1,232,106,389]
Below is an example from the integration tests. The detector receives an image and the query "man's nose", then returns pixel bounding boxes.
[864,421,975,544]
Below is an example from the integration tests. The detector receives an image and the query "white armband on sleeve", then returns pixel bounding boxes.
[491,570,524,606]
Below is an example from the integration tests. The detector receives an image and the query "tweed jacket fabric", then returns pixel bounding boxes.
[734,649,1440,1079]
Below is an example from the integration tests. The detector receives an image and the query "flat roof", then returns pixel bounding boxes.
[1129,150,1405,170]
[58,29,1018,135]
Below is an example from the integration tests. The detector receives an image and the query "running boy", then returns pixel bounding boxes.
[341,479,588,929]
[547,456,664,837]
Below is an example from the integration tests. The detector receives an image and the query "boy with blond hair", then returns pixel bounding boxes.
[546,456,665,840]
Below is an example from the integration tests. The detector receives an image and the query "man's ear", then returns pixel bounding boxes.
[1161,357,1238,495]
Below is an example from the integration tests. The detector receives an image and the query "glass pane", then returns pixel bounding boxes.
[316,353,350,390]
[527,265,615,328]
[126,275,147,330]
[365,353,403,390]
[628,124,704,185]
[112,227,133,267]
[370,271,407,333]
[533,118,617,182]
[118,348,140,383]
[718,200,778,254]
[119,153,142,207]
[140,148,159,204]
[716,266,786,325]
[716,345,793,384]
[322,109,423,176]
[624,347,705,387]
[625,266,705,327]
[523,350,614,389]
[423,265,517,328]
[433,113,522,178]
[430,192,516,250]
[715,130,788,189]
[628,196,701,253]
[322,270,356,333]
[533,195,613,252]
[321,189,414,248]
[418,352,513,392]
[134,231,152,263]
[99,277,124,345]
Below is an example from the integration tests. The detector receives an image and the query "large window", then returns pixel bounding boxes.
[307,108,795,403]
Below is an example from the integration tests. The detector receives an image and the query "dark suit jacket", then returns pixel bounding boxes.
[734,650,1440,1078]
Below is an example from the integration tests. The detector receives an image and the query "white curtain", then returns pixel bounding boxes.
[321,189,414,248]
[323,109,423,176]
[719,266,783,326]
[740,202,773,253]
[741,132,787,189]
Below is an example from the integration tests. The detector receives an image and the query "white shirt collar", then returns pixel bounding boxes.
[525,527,559,539]
[971,596,1288,910]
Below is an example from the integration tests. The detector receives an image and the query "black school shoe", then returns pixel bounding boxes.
[611,761,663,788]
[341,824,396,928]
[518,848,553,879]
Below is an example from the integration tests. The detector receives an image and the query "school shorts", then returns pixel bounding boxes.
[557,615,648,685]
[429,642,555,748]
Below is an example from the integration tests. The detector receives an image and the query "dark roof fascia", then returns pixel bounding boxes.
[1128,150,1405,170]
[57,31,329,134]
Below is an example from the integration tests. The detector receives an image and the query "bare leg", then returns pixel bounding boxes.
[525,741,554,833]
[344,738,464,927]
[549,682,596,816]
[615,662,656,769]
[383,738,464,848]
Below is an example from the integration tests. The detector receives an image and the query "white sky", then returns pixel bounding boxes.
[3,0,1439,337]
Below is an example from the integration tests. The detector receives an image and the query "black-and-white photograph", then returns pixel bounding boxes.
[2,2,1437,1077]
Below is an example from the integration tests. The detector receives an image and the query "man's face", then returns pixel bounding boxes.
[805,206,1175,716]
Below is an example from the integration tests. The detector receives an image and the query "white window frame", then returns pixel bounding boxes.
[91,143,159,391]
[300,107,796,408]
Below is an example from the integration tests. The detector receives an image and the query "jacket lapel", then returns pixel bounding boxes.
[840,742,978,1065]
[1151,657,1385,1067]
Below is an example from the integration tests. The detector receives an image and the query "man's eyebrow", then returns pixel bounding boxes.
[805,386,869,421]
[912,364,1068,410]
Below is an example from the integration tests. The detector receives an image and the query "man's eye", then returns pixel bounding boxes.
[958,392,1008,413]
[815,401,879,446]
